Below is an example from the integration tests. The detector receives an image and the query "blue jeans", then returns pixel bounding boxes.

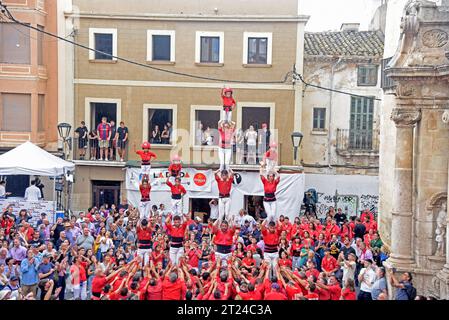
[292,256,301,271]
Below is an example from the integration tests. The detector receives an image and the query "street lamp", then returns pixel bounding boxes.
[291,132,303,164]
[57,123,72,160]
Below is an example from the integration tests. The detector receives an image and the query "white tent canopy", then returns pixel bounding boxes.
[0,141,75,176]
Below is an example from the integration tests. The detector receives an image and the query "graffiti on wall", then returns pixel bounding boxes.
[315,191,378,219]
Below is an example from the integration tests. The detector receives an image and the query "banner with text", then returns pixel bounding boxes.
[0,199,56,224]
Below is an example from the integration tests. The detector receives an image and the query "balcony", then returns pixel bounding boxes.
[336,129,379,157]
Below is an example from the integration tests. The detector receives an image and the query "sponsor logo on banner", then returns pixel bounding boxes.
[233,173,242,185]
[193,173,207,187]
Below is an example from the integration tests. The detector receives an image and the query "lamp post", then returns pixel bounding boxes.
[291,132,303,165]
[57,123,72,160]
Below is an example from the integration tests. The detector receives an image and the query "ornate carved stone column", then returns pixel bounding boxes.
[388,108,422,268]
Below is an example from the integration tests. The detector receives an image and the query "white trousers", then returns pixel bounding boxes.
[139,201,151,220]
[140,164,151,181]
[171,199,183,216]
[218,148,232,171]
[215,252,231,265]
[137,248,152,266]
[73,281,87,300]
[218,197,232,221]
[265,159,277,173]
[264,252,279,269]
[169,246,184,266]
[263,201,277,223]
[221,110,232,122]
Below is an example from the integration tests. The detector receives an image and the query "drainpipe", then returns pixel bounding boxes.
[328,57,343,169]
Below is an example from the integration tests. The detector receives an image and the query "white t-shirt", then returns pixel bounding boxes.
[0,185,6,197]
[24,185,41,201]
[246,131,258,146]
[209,203,219,220]
[342,260,356,283]
[360,267,376,293]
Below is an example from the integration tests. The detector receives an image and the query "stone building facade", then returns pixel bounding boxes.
[301,24,384,218]
[379,0,449,298]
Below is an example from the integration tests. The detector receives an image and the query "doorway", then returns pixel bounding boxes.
[91,102,117,130]
[241,106,270,131]
[244,195,264,218]
[92,181,121,208]
[190,198,213,223]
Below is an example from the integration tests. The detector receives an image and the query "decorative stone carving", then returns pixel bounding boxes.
[422,29,449,48]
[390,108,422,127]
[396,83,417,97]
[435,202,447,256]
[442,110,449,124]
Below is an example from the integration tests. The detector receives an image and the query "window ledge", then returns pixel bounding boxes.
[89,59,118,64]
[195,62,224,67]
[191,145,219,151]
[147,61,175,65]
[149,144,175,150]
[310,130,328,136]
[243,64,272,68]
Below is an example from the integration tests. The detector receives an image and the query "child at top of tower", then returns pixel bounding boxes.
[221,87,236,123]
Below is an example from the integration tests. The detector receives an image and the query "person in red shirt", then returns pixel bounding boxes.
[220,87,236,123]
[134,141,157,182]
[291,217,301,239]
[138,178,157,220]
[218,120,235,171]
[261,142,279,173]
[235,282,262,300]
[165,177,187,217]
[186,242,201,270]
[340,278,357,300]
[91,267,124,299]
[304,283,320,300]
[161,263,187,300]
[70,256,88,300]
[165,213,190,266]
[144,261,163,300]
[0,213,14,236]
[321,249,339,276]
[260,167,280,223]
[261,219,282,271]
[316,275,341,300]
[168,154,182,179]
[278,250,292,269]
[325,219,341,242]
[212,219,235,264]
[151,244,164,267]
[242,250,256,270]
[214,168,234,221]
[361,209,374,223]
[97,116,111,161]
[264,283,287,300]
[136,218,153,266]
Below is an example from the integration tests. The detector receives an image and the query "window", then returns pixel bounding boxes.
[38,94,45,131]
[349,97,374,149]
[1,93,31,131]
[381,57,394,89]
[243,32,272,65]
[0,23,31,64]
[37,25,44,65]
[194,110,220,146]
[147,108,174,145]
[195,32,224,64]
[88,28,117,61]
[313,108,326,130]
[147,30,175,62]
[357,65,378,86]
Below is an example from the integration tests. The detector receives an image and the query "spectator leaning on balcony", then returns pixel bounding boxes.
[75,121,89,160]
[97,116,112,161]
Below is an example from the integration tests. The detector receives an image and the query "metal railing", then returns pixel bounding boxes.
[336,129,379,153]
[71,137,129,162]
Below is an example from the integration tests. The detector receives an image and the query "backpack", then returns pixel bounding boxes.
[405,283,417,300]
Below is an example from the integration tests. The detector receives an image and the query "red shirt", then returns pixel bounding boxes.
[166,181,186,197]
[91,276,107,294]
[218,127,235,149]
[317,287,330,300]
[136,225,153,249]
[97,123,111,140]
[151,250,164,265]
[187,249,201,268]
[0,218,14,235]
[168,163,182,176]
[136,150,157,165]
[162,277,186,300]
[327,284,342,300]
[305,268,320,279]
[261,226,281,247]
[341,287,356,300]
[260,175,280,195]
[147,279,163,300]
[139,184,151,201]
[264,149,278,161]
[215,174,233,196]
[286,284,303,300]
[242,257,255,267]
[305,292,319,300]
[221,96,236,108]
[166,220,189,239]
[321,256,338,273]
[279,258,292,268]
[264,291,288,300]
[238,290,262,300]
[212,226,235,246]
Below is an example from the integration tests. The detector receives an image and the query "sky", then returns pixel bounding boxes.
[300,0,384,32]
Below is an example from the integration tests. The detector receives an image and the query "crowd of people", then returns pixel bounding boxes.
[0,199,423,301]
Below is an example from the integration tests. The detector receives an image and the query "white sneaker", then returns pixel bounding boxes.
[105,158,109,161]
[120,158,124,162]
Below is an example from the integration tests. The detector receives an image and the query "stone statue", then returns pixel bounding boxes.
[435,202,447,256]
[442,110,449,124]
